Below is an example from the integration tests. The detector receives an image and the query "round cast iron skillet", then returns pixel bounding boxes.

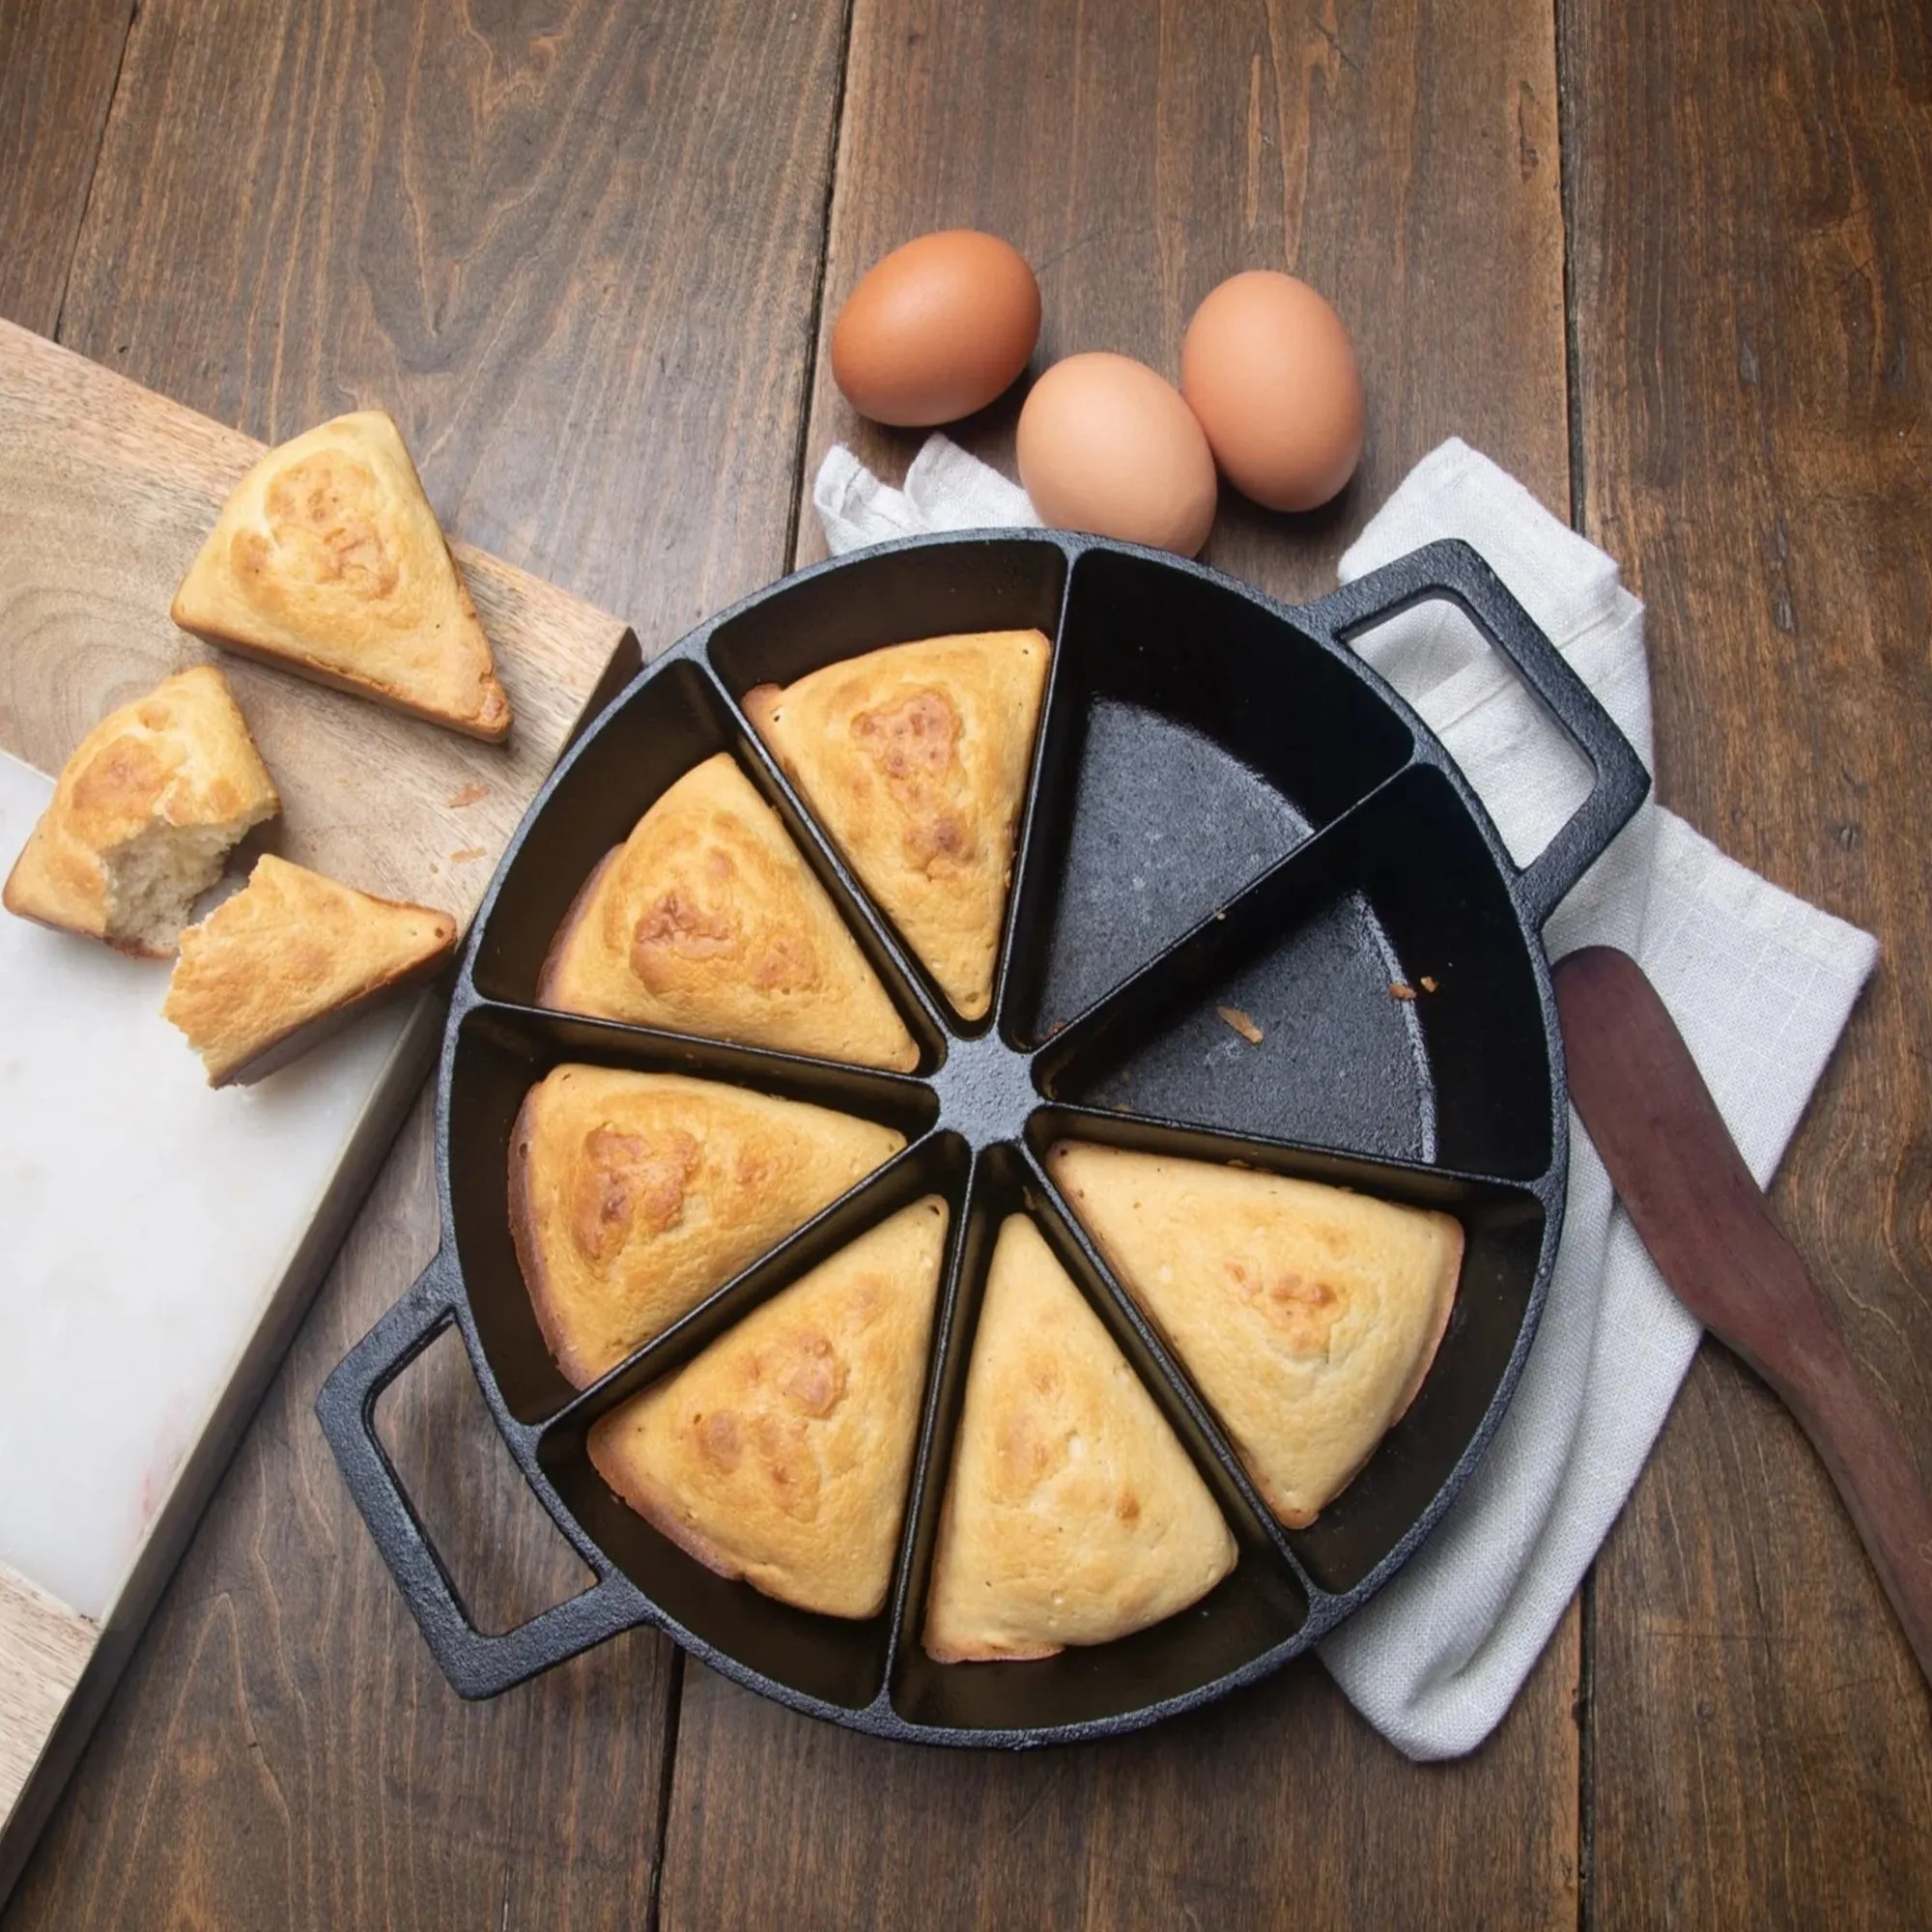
[318,532,1648,1747]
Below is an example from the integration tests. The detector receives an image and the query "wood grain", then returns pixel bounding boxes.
[662,1645,1579,1932]
[0,0,132,334]
[658,3,1582,1925]
[0,307,633,1893]
[6,0,1921,1917]
[795,0,1571,598]
[0,313,633,1903]
[1564,0,1932,1920]
[56,0,850,637]
[2,0,851,1919]
[0,318,632,925]
[0,1572,94,1826]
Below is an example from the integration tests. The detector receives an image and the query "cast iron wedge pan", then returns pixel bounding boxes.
[318,531,1647,1747]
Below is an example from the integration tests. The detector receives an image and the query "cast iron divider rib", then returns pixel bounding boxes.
[1029,1101,1549,1205]
[1031,761,1419,1095]
[697,648,957,1052]
[538,1130,965,1442]
[873,1141,993,1691]
[986,559,1081,1037]
[1015,1136,1320,1597]
[460,994,938,1134]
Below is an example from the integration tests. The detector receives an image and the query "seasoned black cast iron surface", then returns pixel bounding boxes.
[319,532,1648,1747]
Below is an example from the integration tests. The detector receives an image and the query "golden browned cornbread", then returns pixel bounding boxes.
[1047,1142,1463,1528]
[3,664,279,958]
[511,1064,907,1386]
[537,753,919,1072]
[744,630,1050,1020]
[923,1215,1236,1663]
[171,410,512,742]
[587,1197,949,1618]
[161,854,456,1086]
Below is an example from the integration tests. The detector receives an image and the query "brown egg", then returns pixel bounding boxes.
[830,231,1041,428]
[1016,354,1218,557]
[1179,271,1365,512]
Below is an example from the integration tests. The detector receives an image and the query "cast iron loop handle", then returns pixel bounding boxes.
[1292,537,1650,928]
[315,1250,649,1699]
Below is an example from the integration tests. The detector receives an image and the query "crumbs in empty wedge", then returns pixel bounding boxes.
[2,664,279,958]
[163,854,456,1086]
[171,410,512,742]
[1217,1004,1264,1045]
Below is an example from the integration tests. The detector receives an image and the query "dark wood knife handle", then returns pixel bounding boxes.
[1554,946,1932,1690]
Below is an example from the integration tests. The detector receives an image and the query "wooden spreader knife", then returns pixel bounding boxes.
[1551,944,1932,1689]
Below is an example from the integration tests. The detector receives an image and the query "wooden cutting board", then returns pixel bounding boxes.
[0,318,637,1900]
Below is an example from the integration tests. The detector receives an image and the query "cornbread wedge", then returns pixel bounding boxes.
[923,1215,1236,1662]
[162,854,456,1085]
[538,753,919,1072]
[1047,1143,1463,1527]
[171,410,512,741]
[511,1065,907,1386]
[589,1198,948,1617]
[745,630,1050,1020]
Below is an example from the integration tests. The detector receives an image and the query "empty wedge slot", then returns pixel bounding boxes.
[1003,547,1412,1043]
[1035,765,1557,1181]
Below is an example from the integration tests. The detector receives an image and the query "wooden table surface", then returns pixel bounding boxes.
[2,0,1927,1923]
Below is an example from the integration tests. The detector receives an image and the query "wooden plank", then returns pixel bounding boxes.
[1563,0,1932,1921]
[794,0,1573,592]
[0,318,634,925]
[0,0,851,1919]
[663,1645,1580,1930]
[0,1572,94,1826]
[661,3,1582,1926]
[0,0,132,334]
[0,318,637,1904]
[53,0,846,634]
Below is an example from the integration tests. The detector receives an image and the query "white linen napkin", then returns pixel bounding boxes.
[813,434,1879,1759]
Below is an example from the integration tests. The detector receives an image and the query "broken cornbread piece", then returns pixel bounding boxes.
[4,664,278,957]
